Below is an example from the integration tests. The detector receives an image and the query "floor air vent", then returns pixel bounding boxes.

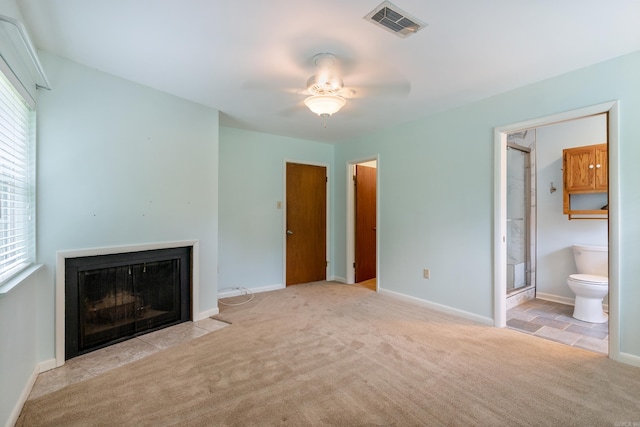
[364,1,426,38]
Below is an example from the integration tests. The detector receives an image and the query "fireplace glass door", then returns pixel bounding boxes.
[66,247,190,359]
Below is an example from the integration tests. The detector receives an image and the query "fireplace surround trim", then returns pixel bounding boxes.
[55,240,200,367]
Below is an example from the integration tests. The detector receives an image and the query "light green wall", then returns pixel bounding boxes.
[334,51,640,357]
[0,269,44,425]
[36,52,220,356]
[336,113,495,318]
[218,126,334,290]
[1,48,221,424]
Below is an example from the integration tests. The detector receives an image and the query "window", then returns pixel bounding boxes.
[0,69,35,284]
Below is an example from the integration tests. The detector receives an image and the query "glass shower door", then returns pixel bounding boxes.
[506,144,531,293]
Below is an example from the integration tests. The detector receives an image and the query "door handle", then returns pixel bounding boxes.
[286,230,294,235]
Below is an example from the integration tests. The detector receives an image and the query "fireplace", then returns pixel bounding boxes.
[65,247,191,359]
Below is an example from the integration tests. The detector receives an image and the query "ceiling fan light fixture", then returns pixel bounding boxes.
[304,94,346,117]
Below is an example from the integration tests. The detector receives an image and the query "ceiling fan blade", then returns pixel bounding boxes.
[277,101,306,117]
[346,80,411,98]
[243,80,307,95]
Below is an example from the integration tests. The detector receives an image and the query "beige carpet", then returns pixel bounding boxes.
[18,282,640,426]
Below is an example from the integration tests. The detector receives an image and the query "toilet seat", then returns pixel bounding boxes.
[568,274,608,285]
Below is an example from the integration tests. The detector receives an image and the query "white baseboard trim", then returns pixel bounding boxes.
[612,351,640,368]
[332,276,347,283]
[537,292,609,312]
[379,289,494,326]
[218,283,285,299]
[38,358,57,373]
[536,292,574,306]
[6,364,39,427]
[196,306,220,321]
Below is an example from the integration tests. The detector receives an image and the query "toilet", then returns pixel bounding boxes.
[567,244,608,323]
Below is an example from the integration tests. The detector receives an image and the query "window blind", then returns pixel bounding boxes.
[0,69,34,283]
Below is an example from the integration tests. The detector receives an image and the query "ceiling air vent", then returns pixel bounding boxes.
[364,1,427,38]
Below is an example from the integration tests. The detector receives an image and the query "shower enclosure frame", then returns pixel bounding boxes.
[506,141,534,296]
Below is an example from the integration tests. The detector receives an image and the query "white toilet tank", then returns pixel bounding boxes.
[572,245,608,277]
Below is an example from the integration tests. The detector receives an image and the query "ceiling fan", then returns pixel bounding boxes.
[300,52,412,127]
[245,52,410,126]
[302,53,351,122]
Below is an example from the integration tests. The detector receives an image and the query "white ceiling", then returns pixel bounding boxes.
[17,0,640,143]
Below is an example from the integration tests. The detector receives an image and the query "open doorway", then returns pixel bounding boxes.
[495,102,619,358]
[346,158,379,291]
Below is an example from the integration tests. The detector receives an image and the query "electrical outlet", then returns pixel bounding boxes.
[423,269,430,279]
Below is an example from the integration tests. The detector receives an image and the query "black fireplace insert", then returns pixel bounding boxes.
[65,247,191,359]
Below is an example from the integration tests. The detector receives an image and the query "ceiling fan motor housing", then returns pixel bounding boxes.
[306,74,343,95]
[307,53,344,95]
[304,53,347,120]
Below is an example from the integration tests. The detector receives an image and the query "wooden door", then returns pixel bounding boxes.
[355,165,377,283]
[286,163,326,286]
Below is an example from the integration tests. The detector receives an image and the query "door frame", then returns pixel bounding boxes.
[346,155,380,288]
[282,159,330,286]
[494,101,620,359]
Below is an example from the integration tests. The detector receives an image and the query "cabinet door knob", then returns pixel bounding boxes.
[589,164,594,169]
[596,164,601,168]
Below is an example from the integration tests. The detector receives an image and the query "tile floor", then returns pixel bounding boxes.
[507,298,609,354]
[28,318,230,400]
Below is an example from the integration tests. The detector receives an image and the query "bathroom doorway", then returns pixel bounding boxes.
[495,103,617,357]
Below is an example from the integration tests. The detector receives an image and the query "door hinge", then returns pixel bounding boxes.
[326,176,328,183]
[353,262,356,268]
[326,261,329,267]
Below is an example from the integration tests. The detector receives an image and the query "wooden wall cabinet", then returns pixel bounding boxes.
[562,143,608,219]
